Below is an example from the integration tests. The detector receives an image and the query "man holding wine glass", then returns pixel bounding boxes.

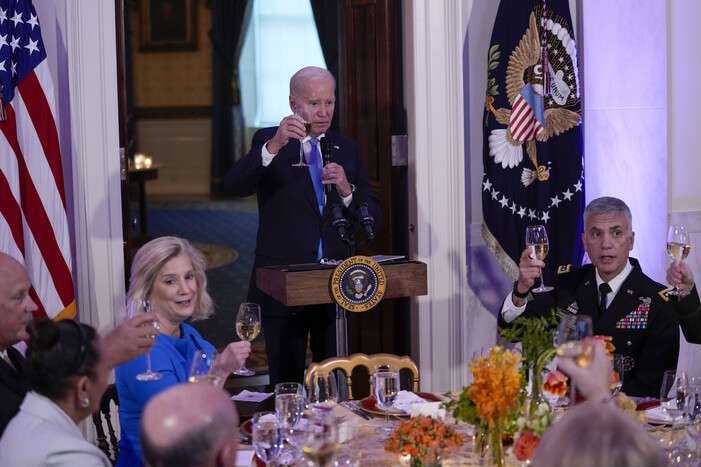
[499,197,679,397]
[666,260,701,344]
[224,66,381,385]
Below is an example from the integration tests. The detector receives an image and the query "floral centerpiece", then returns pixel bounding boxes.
[384,415,464,467]
[443,346,522,466]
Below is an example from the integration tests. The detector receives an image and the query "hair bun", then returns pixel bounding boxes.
[26,319,60,352]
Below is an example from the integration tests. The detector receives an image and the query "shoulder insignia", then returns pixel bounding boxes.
[659,288,672,302]
[626,289,634,295]
[557,264,571,274]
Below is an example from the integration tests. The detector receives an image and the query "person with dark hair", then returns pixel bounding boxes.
[115,236,251,467]
[0,252,157,438]
[225,66,381,385]
[0,319,114,465]
[666,260,701,344]
[140,382,240,467]
[499,196,679,397]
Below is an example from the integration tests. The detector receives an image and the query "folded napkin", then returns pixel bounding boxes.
[644,405,675,424]
[392,390,430,414]
[235,450,255,466]
[230,390,273,402]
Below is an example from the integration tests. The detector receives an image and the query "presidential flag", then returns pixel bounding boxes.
[0,0,75,320]
[481,0,584,283]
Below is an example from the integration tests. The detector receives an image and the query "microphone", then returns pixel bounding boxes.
[328,190,351,245]
[354,189,375,242]
[320,136,334,195]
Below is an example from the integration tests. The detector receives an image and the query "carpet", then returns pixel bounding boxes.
[142,198,270,374]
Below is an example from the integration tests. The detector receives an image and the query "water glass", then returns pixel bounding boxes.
[275,382,305,465]
[308,372,338,422]
[373,363,400,435]
[252,411,283,467]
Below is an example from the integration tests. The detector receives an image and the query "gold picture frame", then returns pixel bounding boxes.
[140,0,198,52]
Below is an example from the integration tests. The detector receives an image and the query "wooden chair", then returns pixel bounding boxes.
[304,353,419,401]
[92,383,119,464]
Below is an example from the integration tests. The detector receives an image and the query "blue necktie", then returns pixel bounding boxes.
[308,138,324,260]
[308,138,324,215]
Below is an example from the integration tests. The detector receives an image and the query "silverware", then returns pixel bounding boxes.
[341,401,373,420]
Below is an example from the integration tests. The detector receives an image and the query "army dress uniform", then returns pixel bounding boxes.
[498,258,679,398]
[672,286,701,344]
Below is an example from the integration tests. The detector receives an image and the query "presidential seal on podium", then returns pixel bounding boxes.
[331,256,386,312]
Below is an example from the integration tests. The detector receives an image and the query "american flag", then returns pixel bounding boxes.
[509,83,545,142]
[0,0,75,320]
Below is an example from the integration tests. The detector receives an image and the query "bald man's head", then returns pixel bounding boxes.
[141,383,239,467]
[0,253,38,350]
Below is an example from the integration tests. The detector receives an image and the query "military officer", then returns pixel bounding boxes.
[499,197,679,398]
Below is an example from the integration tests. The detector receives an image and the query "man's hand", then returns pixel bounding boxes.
[512,247,545,305]
[322,163,352,197]
[101,313,158,369]
[266,114,307,155]
[666,261,695,293]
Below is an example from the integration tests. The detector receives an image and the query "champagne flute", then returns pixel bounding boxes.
[126,300,162,381]
[556,314,593,406]
[275,382,306,465]
[292,107,312,167]
[307,371,338,423]
[252,411,284,467]
[525,224,554,293]
[667,225,691,297]
[373,363,400,435]
[234,302,261,376]
[187,350,221,386]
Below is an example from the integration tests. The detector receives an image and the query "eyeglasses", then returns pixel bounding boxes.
[63,319,88,375]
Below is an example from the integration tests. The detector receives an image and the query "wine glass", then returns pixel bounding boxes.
[292,107,312,167]
[685,389,701,461]
[373,363,400,435]
[126,300,162,381]
[661,370,688,417]
[556,314,593,405]
[275,382,306,465]
[301,412,339,467]
[252,411,284,467]
[525,224,554,293]
[234,302,261,376]
[187,350,221,386]
[611,354,624,396]
[667,225,691,297]
[307,371,338,422]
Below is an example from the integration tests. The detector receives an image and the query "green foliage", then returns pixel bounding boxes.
[499,310,559,377]
[441,389,479,426]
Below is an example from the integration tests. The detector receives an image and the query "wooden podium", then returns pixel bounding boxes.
[256,258,428,356]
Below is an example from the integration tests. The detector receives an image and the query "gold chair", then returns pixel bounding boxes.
[304,353,419,400]
[92,383,119,464]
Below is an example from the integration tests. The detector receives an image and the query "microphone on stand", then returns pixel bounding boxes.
[320,136,351,245]
[354,189,375,243]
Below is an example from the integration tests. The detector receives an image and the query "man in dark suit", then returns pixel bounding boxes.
[666,260,701,344]
[0,252,158,437]
[0,253,37,438]
[225,66,381,385]
[498,197,679,397]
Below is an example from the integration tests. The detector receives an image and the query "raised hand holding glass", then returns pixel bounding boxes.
[292,107,312,167]
[667,225,691,297]
[525,224,554,293]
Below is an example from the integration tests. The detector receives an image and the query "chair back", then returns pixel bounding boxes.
[304,353,419,400]
[92,383,119,464]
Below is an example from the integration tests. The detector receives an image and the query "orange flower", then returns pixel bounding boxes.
[514,431,540,461]
[610,369,620,388]
[385,416,464,463]
[542,370,569,398]
[468,347,522,428]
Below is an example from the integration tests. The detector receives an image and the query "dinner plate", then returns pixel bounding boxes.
[359,392,442,416]
[644,405,675,425]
